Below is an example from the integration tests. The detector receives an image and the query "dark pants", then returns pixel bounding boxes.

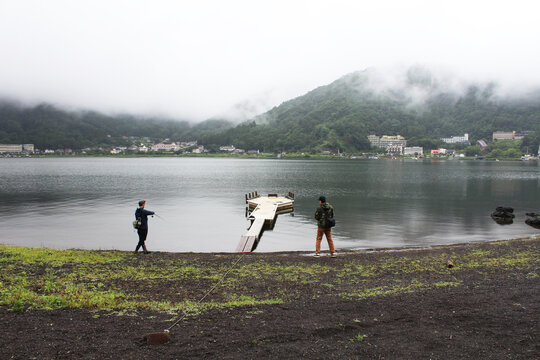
[135,228,149,253]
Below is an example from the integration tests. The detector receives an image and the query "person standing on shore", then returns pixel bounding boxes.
[135,200,154,254]
[314,196,336,257]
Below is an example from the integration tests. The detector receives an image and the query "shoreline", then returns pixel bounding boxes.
[2,234,539,255]
[1,235,539,358]
[1,152,537,161]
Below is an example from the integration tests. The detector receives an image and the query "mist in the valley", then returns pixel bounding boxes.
[1,1,540,122]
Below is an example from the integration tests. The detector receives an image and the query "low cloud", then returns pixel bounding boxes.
[1,1,539,120]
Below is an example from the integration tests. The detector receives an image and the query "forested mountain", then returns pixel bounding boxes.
[199,68,540,152]
[1,67,540,153]
[0,101,232,149]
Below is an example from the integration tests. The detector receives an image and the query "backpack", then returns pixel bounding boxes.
[325,208,336,228]
[133,209,142,229]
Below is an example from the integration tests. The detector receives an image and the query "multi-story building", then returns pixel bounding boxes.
[492,131,533,141]
[0,144,23,153]
[493,131,516,141]
[368,135,407,153]
[367,135,380,148]
[441,133,469,144]
[379,135,407,149]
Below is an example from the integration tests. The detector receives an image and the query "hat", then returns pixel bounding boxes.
[138,200,146,206]
[318,196,326,203]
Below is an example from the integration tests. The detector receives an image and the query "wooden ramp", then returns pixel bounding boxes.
[235,192,294,252]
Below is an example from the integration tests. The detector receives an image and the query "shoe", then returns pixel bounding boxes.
[331,253,337,257]
[314,253,320,257]
[144,251,151,254]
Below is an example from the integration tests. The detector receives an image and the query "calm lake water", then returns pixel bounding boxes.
[0,157,538,252]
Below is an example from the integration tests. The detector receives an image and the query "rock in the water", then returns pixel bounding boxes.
[525,213,540,229]
[491,206,515,225]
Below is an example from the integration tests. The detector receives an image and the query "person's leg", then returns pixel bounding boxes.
[135,229,145,252]
[324,228,335,254]
[140,229,149,253]
[316,228,324,254]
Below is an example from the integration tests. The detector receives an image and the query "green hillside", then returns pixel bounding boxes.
[199,68,540,153]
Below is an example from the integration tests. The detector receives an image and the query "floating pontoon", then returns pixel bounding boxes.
[235,192,294,252]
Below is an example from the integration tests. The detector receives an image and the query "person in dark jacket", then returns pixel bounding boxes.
[135,200,155,254]
[314,196,336,257]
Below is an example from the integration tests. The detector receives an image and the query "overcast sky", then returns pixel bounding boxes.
[1,0,540,121]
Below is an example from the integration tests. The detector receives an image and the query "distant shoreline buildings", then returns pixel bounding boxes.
[0,144,34,153]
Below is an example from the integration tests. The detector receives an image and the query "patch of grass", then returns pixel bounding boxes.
[222,295,283,308]
[454,250,539,270]
[349,333,368,342]
[345,279,427,300]
[433,281,462,288]
[0,246,127,265]
[0,274,127,311]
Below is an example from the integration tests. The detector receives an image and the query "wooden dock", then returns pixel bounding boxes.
[235,192,294,252]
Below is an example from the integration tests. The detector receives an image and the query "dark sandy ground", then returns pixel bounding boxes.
[1,237,539,359]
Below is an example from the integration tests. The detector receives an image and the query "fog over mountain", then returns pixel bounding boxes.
[1,1,540,121]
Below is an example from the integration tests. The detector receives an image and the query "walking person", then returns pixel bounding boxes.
[314,196,336,257]
[134,200,154,254]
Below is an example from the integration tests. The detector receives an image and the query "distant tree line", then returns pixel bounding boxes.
[0,101,232,150]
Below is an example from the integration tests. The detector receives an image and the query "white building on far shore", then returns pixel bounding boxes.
[404,146,424,156]
[441,133,469,144]
[219,145,236,152]
[151,143,180,152]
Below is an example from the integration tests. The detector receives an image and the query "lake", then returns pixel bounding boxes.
[0,157,538,252]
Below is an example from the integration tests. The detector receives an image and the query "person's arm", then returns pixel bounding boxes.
[143,209,155,216]
[314,207,321,220]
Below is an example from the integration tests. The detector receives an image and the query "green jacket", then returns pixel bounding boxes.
[315,202,334,229]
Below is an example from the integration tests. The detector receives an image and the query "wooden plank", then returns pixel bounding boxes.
[244,236,257,252]
[235,235,257,253]
[246,218,265,236]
